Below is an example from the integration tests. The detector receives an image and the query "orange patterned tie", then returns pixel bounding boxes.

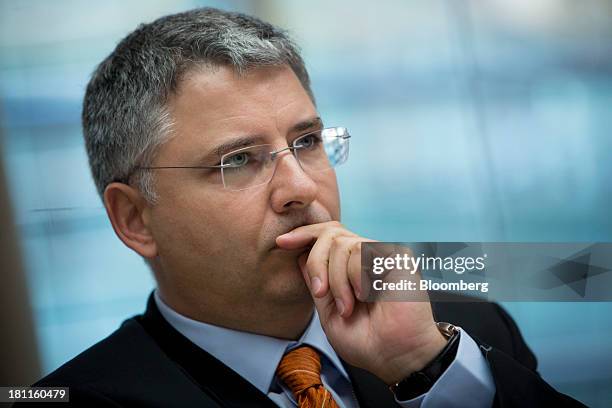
[276,345,341,408]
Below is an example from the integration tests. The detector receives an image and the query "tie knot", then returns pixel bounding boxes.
[276,346,323,396]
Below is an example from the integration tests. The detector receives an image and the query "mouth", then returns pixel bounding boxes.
[267,220,312,252]
[271,243,313,252]
[266,212,332,253]
[270,247,310,258]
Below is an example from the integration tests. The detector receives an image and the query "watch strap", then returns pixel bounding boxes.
[390,322,461,401]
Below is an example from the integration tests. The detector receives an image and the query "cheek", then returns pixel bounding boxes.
[154,187,267,256]
[213,197,265,248]
[219,190,271,245]
[150,200,215,256]
[316,171,341,220]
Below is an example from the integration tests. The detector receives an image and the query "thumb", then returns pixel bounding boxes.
[298,253,335,320]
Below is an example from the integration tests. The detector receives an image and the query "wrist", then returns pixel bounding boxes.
[376,324,449,385]
[390,322,462,401]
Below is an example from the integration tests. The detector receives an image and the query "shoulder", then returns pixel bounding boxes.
[29,316,209,407]
[34,317,153,388]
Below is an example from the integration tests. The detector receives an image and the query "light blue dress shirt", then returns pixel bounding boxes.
[154,290,495,407]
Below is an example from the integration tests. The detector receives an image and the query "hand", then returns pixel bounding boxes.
[276,221,448,385]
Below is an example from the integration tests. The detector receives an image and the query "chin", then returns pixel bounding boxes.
[264,266,312,305]
[256,249,312,304]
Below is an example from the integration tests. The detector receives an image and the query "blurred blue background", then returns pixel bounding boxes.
[1,0,611,406]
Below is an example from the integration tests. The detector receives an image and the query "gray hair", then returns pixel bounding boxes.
[83,7,314,204]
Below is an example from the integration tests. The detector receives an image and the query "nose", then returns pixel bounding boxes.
[268,150,318,213]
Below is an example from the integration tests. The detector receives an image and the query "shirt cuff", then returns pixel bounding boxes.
[395,330,496,408]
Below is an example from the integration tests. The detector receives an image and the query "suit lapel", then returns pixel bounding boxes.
[139,294,278,408]
[140,293,402,407]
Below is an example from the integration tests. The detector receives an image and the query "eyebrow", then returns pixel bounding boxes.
[290,116,323,134]
[215,136,265,157]
[197,117,324,163]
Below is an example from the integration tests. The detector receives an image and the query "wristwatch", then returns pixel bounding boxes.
[389,322,461,401]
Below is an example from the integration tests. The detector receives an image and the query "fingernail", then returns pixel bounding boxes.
[311,277,322,294]
[335,298,345,315]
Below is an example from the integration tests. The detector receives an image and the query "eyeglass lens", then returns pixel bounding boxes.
[220,127,349,190]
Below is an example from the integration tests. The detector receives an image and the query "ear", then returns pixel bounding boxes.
[104,182,158,259]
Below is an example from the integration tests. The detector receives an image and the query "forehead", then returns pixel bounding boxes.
[159,64,317,162]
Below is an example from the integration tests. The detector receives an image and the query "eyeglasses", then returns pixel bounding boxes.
[134,127,350,191]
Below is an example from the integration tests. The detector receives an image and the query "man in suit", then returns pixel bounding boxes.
[23,7,584,407]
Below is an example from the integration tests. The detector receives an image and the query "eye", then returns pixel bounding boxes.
[224,152,250,167]
[295,133,321,149]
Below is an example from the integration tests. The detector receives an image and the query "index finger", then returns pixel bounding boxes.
[276,221,354,249]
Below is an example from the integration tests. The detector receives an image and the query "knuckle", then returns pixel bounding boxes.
[338,235,353,245]
[331,234,350,250]
[330,235,342,249]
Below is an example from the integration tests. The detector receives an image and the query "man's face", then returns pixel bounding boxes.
[147,64,341,314]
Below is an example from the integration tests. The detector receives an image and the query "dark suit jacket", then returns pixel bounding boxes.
[17,293,585,407]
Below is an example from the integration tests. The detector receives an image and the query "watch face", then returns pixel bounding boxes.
[436,321,459,338]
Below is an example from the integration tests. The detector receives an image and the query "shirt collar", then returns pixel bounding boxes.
[154,290,349,394]
[296,311,350,380]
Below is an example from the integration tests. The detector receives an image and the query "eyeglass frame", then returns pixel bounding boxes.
[127,126,351,191]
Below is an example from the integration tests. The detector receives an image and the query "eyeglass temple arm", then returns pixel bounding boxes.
[137,164,233,170]
[138,133,351,169]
